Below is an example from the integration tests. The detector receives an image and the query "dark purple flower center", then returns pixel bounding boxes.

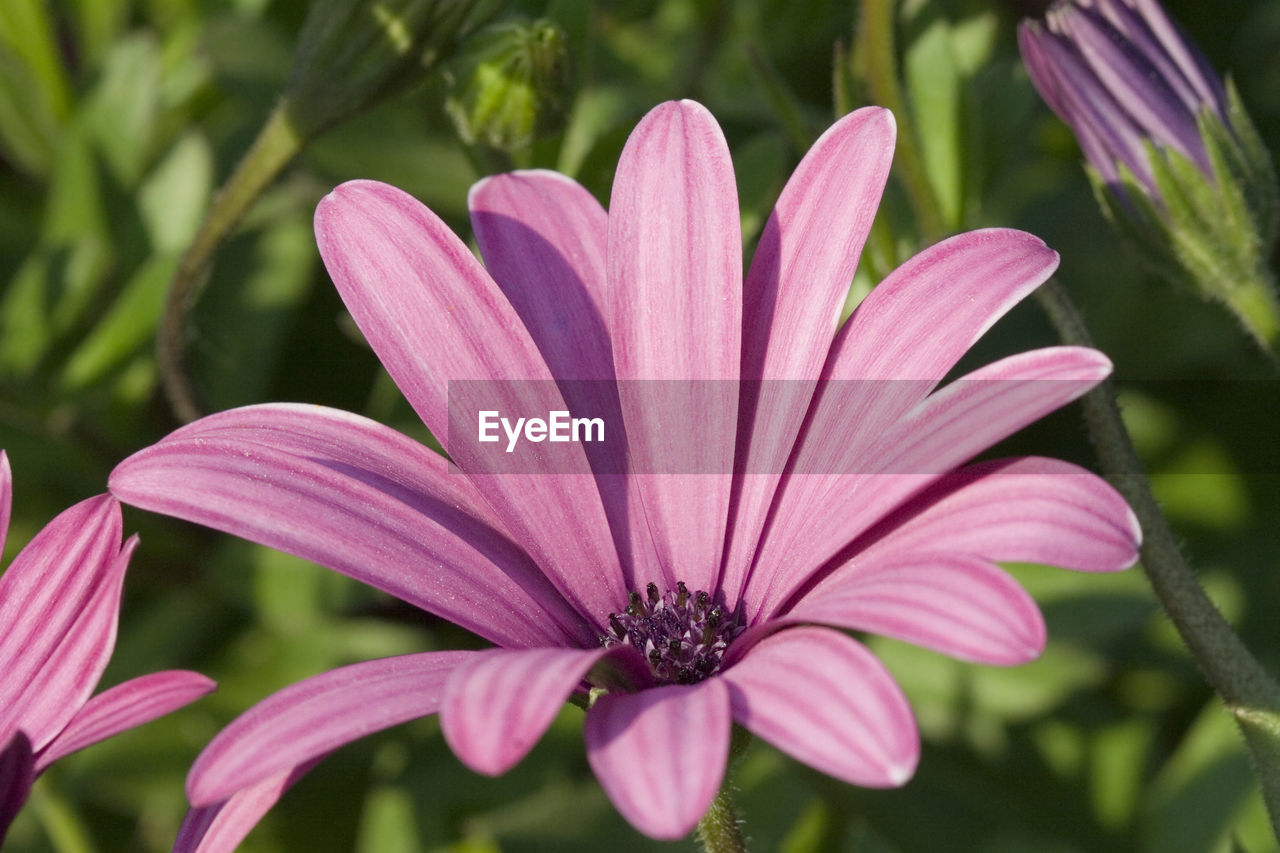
[601,581,743,685]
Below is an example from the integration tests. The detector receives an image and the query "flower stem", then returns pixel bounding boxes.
[156,100,308,422]
[696,784,747,853]
[1035,278,1280,835]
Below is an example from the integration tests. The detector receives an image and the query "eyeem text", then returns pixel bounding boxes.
[478,410,605,453]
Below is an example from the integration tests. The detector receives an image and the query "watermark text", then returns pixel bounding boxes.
[478,410,605,452]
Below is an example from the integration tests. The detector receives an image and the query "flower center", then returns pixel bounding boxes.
[601,581,743,685]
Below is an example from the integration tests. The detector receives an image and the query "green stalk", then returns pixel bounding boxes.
[696,784,748,853]
[156,101,307,422]
[858,2,1280,833]
[1035,279,1280,835]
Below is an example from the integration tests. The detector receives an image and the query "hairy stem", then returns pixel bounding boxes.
[1036,278,1280,831]
[696,784,748,853]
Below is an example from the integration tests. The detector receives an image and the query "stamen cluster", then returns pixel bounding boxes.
[602,581,743,685]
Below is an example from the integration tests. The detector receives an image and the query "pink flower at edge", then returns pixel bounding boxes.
[108,100,1141,851]
[0,451,216,844]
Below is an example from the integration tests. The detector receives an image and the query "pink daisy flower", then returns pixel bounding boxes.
[0,451,215,844]
[109,100,1140,850]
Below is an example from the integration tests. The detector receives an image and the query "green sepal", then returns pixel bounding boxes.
[1233,705,1280,838]
[1094,96,1280,351]
[1222,78,1279,246]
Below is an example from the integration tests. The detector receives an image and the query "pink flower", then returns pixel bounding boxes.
[110,100,1140,850]
[0,451,216,844]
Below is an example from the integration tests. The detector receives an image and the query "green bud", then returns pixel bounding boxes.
[1092,83,1280,351]
[285,0,501,137]
[443,18,571,153]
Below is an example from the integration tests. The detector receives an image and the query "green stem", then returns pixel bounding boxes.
[696,784,747,853]
[1035,278,1280,831]
[856,0,944,240]
[157,100,308,422]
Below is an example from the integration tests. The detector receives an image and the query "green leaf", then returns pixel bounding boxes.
[356,785,423,853]
[59,253,178,391]
[41,118,109,247]
[0,45,63,175]
[0,250,59,374]
[84,33,163,187]
[903,16,963,227]
[66,0,131,71]
[1144,702,1270,853]
[0,0,72,140]
[1089,720,1153,829]
[556,85,634,180]
[969,644,1106,723]
[138,131,215,253]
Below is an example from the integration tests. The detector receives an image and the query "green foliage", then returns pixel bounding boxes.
[2,1,1280,851]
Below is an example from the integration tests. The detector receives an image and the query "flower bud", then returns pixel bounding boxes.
[1019,0,1280,350]
[443,17,571,153]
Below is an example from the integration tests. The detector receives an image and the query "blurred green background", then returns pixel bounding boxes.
[2,0,1280,850]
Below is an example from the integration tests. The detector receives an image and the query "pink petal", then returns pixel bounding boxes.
[172,761,320,853]
[750,346,1111,619]
[857,457,1142,573]
[831,228,1059,384]
[0,451,11,558]
[0,733,33,843]
[724,107,896,604]
[441,646,609,775]
[871,346,1112,479]
[36,670,216,771]
[188,651,472,806]
[110,404,593,649]
[608,100,741,594]
[585,679,730,840]
[470,170,612,383]
[784,553,1047,665]
[315,180,627,627]
[2,539,136,752]
[0,496,125,750]
[470,171,648,586]
[722,626,918,785]
[745,229,1060,614]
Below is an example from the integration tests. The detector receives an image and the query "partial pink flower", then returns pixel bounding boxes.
[109,100,1141,850]
[0,451,216,844]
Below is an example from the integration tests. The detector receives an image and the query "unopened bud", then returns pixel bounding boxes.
[444,18,571,153]
[1020,0,1280,350]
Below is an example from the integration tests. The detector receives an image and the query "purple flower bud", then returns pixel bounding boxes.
[1021,0,1280,351]
[1019,0,1228,198]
